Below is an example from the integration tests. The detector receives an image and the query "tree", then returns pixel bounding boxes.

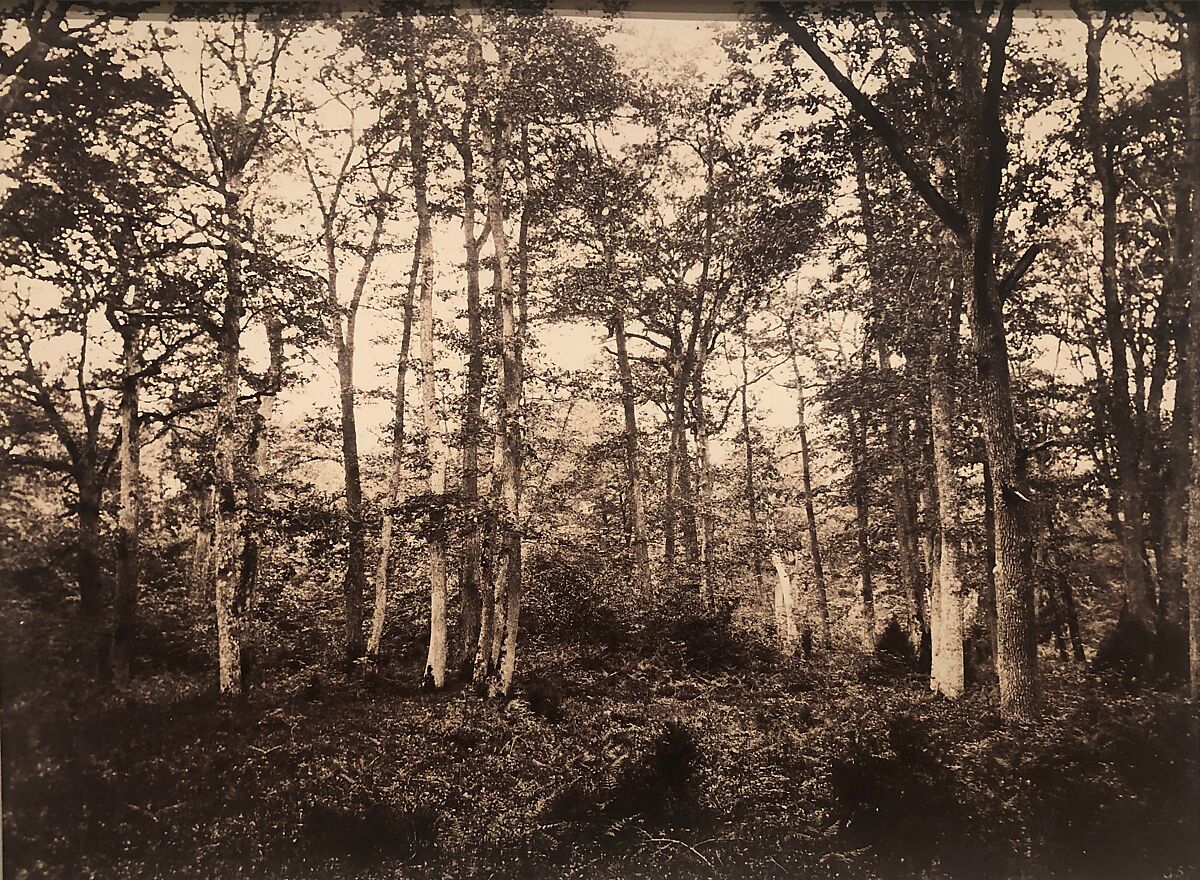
[292,31,404,663]
[766,2,1041,719]
[149,15,296,695]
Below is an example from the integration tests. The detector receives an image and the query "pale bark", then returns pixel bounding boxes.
[456,30,486,675]
[368,247,419,658]
[771,548,800,656]
[111,314,142,688]
[477,104,524,698]
[928,268,965,699]
[784,323,830,649]
[212,236,281,695]
[416,190,446,688]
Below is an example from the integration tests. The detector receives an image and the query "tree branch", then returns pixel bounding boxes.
[762,2,969,237]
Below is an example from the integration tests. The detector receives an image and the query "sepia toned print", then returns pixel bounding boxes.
[1,2,1198,877]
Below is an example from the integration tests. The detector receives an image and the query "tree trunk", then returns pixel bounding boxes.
[457,32,485,677]
[928,269,965,699]
[852,134,926,652]
[1054,553,1087,664]
[740,331,763,590]
[329,267,368,663]
[76,473,106,680]
[479,108,524,698]
[982,458,999,661]
[679,431,699,566]
[111,320,142,688]
[1160,61,1195,628]
[415,195,445,689]
[955,8,1039,720]
[614,301,651,595]
[785,324,830,649]
[848,409,876,649]
[213,186,250,697]
[664,336,688,568]
[770,0,1037,720]
[1075,4,1157,626]
[771,548,799,656]
[189,485,215,607]
[368,246,419,659]
[877,343,927,652]
[239,311,283,688]
[1182,4,1200,702]
[691,364,715,606]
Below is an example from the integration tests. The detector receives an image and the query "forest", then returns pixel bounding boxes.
[1,1,1199,878]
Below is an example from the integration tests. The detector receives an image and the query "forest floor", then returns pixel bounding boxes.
[2,579,1199,880]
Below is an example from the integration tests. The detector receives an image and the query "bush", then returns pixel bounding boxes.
[521,548,626,646]
[874,616,917,666]
[642,595,770,673]
[1093,607,1154,678]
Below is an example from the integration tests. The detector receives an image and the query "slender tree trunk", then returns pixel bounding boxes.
[848,409,876,649]
[111,320,142,688]
[479,108,524,698]
[664,336,688,568]
[457,34,485,676]
[368,247,419,658]
[328,262,368,663]
[928,269,965,698]
[771,547,799,656]
[853,137,926,651]
[415,201,445,688]
[211,215,280,695]
[785,325,830,649]
[740,332,763,590]
[613,301,651,595]
[240,311,283,688]
[679,432,699,566]
[1076,5,1157,626]
[1182,4,1200,702]
[326,197,388,662]
[691,364,715,606]
[76,472,106,680]
[877,343,926,651]
[1052,548,1087,663]
[189,485,215,607]
[418,233,447,689]
[1161,72,1195,628]
[1044,574,1070,662]
[982,458,999,660]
